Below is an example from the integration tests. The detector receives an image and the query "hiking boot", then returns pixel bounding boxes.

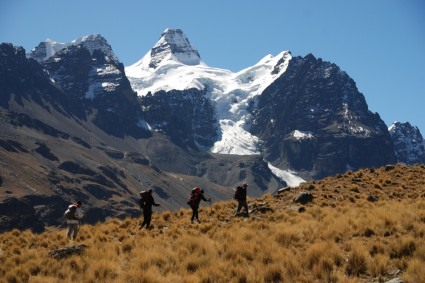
[197,219,201,223]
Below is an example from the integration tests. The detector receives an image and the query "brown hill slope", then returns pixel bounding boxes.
[0,164,424,282]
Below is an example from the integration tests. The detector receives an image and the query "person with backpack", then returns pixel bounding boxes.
[139,189,160,229]
[64,201,83,240]
[234,183,249,216]
[187,187,210,223]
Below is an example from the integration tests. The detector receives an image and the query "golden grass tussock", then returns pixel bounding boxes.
[0,164,424,282]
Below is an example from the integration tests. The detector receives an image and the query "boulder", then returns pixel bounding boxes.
[276,187,291,194]
[293,191,313,204]
[249,202,273,214]
[49,245,87,259]
[367,195,379,202]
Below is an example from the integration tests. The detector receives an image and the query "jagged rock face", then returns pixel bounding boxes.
[43,45,92,101]
[149,28,201,68]
[389,122,425,165]
[139,88,218,149]
[42,44,150,138]
[28,34,119,63]
[27,41,51,63]
[251,54,396,178]
[0,43,73,114]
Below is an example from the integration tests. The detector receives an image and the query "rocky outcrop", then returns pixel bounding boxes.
[49,245,88,259]
[0,43,71,113]
[293,191,313,204]
[28,34,119,63]
[149,28,202,68]
[140,88,218,149]
[251,54,396,178]
[389,122,425,165]
[42,41,150,138]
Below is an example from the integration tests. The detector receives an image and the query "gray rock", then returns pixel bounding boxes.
[293,191,313,204]
[385,165,396,171]
[276,187,291,194]
[385,278,404,283]
[49,245,88,259]
[250,202,273,214]
[367,195,379,202]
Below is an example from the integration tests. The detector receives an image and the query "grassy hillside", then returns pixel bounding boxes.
[0,164,424,283]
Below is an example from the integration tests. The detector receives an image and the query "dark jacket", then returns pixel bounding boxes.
[143,194,159,212]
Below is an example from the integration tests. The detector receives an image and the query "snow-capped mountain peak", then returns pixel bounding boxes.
[152,28,202,67]
[125,28,292,155]
[28,34,119,63]
[126,28,203,75]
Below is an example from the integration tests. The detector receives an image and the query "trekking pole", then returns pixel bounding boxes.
[205,192,212,214]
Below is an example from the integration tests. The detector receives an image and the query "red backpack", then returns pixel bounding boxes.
[187,187,201,206]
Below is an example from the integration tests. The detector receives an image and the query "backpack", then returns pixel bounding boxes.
[64,205,77,220]
[234,186,242,200]
[187,187,201,206]
[139,191,149,209]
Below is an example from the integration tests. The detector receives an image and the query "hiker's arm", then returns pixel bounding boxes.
[76,208,83,219]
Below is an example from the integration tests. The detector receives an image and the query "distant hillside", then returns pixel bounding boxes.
[0,164,423,282]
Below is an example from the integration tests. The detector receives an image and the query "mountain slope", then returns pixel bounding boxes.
[0,164,423,282]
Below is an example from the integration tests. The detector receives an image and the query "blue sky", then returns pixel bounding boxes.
[1,0,424,134]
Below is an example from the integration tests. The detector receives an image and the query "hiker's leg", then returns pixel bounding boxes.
[146,212,152,228]
[194,207,199,220]
[243,201,249,213]
[236,201,243,213]
[72,224,78,240]
[191,207,196,222]
[141,210,148,227]
[66,224,72,238]
[67,224,77,239]
[196,207,201,222]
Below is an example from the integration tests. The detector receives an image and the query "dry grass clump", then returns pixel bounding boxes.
[0,164,424,282]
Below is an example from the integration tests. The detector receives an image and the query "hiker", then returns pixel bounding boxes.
[139,189,160,229]
[64,201,83,240]
[235,183,249,216]
[188,187,210,223]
